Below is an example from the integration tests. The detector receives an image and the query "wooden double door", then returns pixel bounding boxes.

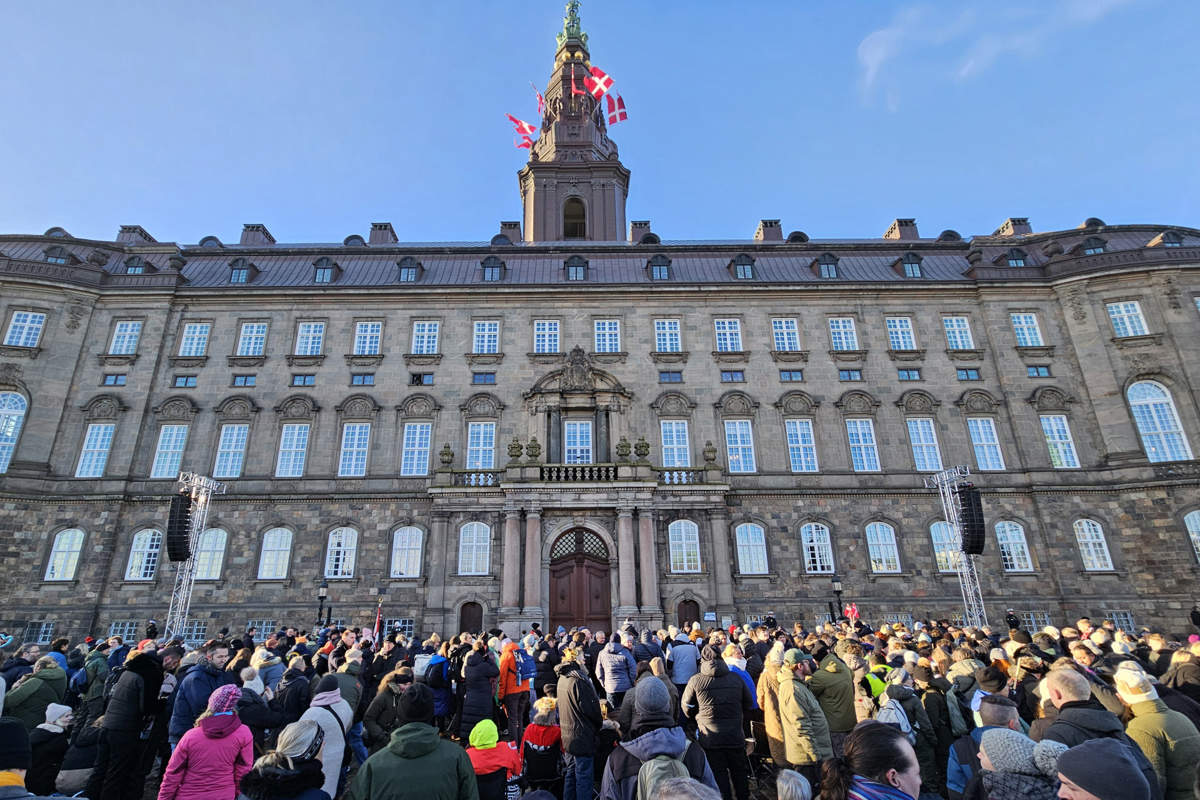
[548,529,612,633]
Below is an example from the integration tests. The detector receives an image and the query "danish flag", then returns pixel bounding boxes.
[844,603,860,620]
[531,82,545,116]
[506,113,537,136]
[514,135,533,150]
[584,66,614,99]
[606,93,628,125]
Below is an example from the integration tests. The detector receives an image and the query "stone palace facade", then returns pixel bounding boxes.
[1,7,1199,644]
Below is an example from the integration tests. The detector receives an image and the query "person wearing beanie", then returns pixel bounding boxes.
[364,667,416,753]
[347,683,477,800]
[237,719,327,800]
[911,662,954,796]
[25,704,72,795]
[237,666,288,753]
[0,715,58,800]
[777,649,832,787]
[963,727,1058,800]
[299,674,353,798]
[521,697,563,796]
[158,684,254,800]
[681,644,754,800]
[1115,669,1200,800]
[465,719,522,780]
[1056,738,1151,800]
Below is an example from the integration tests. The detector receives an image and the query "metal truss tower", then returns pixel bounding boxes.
[925,466,988,628]
[163,472,226,642]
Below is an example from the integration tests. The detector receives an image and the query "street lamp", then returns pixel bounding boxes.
[831,574,844,622]
[316,579,329,631]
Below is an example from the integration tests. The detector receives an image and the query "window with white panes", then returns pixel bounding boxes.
[654,319,681,352]
[885,317,915,350]
[109,320,142,355]
[594,320,620,353]
[1105,609,1136,632]
[906,418,942,472]
[213,424,248,479]
[411,321,439,354]
[45,528,84,581]
[784,419,818,473]
[668,520,701,573]
[660,420,690,468]
[1106,301,1148,338]
[3,312,46,348]
[400,422,432,476]
[771,319,800,351]
[1040,415,1080,468]
[801,523,834,574]
[391,526,423,578]
[337,423,371,477]
[724,419,756,473]
[533,320,559,353]
[930,522,958,572]
[294,322,325,356]
[193,529,227,580]
[237,323,267,356]
[1010,313,1044,347]
[180,620,208,646]
[829,318,858,350]
[25,622,54,645]
[995,521,1033,572]
[257,528,292,579]
[458,522,490,575]
[473,321,499,354]
[1017,611,1051,630]
[0,392,28,474]
[354,322,382,356]
[125,529,162,580]
[713,319,742,352]
[1127,381,1193,462]
[1186,511,1200,564]
[384,618,416,637]
[178,323,211,357]
[108,620,139,641]
[466,422,496,470]
[325,527,357,578]
[564,420,593,464]
[735,523,768,575]
[942,317,974,350]
[866,522,901,573]
[845,419,880,472]
[1073,519,1114,571]
[76,423,115,478]
[150,424,188,479]
[275,423,310,477]
[967,417,1005,471]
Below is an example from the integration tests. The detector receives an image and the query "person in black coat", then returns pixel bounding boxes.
[273,657,311,725]
[458,642,499,738]
[85,649,163,800]
[27,703,73,795]
[632,631,663,665]
[239,667,289,751]
[534,638,561,698]
[680,645,755,800]
[556,649,603,800]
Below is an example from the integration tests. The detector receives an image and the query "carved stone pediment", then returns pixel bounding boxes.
[274,395,319,420]
[81,394,127,420]
[153,396,200,421]
[774,391,818,416]
[714,391,759,417]
[527,347,630,398]
[337,394,381,420]
[1027,387,1074,412]
[396,393,440,418]
[214,395,260,420]
[895,390,940,415]
[834,391,880,416]
[650,391,697,417]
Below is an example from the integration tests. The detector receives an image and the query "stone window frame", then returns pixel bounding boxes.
[124,527,164,582]
[291,318,329,358]
[1072,517,1116,573]
[927,518,959,574]
[43,526,87,583]
[192,526,229,582]
[350,317,387,358]
[209,395,261,479]
[271,395,320,479]
[335,394,381,478]
[798,518,836,575]
[1,304,51,352]
[956,390,1009,472]
[457,520,492,576]
[667,519,703,574]
[835,390,882,473]
[531,317,563,355]
[175,318,214,359]
[323,525,360,580]
[0,387,30,475]
[732,519,770,576]
[408,317,442,356]
[105,317,147,358]
[1124,378,1194,463]
[1180,509,1200,566]
[232,318,271,359]
[651,391,698,468]
[591,314,624,357]
[895,390,943,473]
[394,393,441,477]
[714,390,760,474]
[75,394,128,478]
[470,318,503,356]
[864,519,903,574]
[256,525,295,581]
[459,392,504,472]
[389,523,426,579]
[994,518,1037,573]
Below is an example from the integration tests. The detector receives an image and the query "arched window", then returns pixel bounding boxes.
[1006,248,1026,267]
[800,523,834,574]
[125,529,163,581]
[735,523,768,575]
[258,528,293,579]
[930,521,958,572]
[995,521,1033,572]
[194,528,227,580]
[325,527,358,578]
[668,520,701,573]
[866,522,901,573]
[1185,511,1200,564]
[0,392,28,473]
[1127,381,1193,462]
[563,198,586,239]
[1073,519,1114,571]
[391,526,423,578]
[45,528,85,581]
[458,522,490,575]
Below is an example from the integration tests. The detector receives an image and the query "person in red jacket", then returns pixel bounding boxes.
[158,684,255,800]
[467,718,523,780]
[498,641,532,742]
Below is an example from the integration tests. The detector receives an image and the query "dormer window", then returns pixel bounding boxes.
[648,254,671,281]
[1081,237,1106,256]
[1161,231,1183,248]
[565,256,588,281]
[481,256,504,282]
[44,246,69,265]
[731,254,755,280]
[1006,248,1027,267]
[817,253,839,279]
[313,257,337,284]
[124,256,146,275]
[397,257,422,282]
[901,254,922,278]
[229,257,252,284]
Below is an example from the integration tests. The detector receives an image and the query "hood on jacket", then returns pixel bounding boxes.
[605,640,625,655]
[200,713,242,738]
[555,660,584,678]
[640,631,654,645]
[30,663,68,694]
[387,720,442,758]
[885,683,916,702]
[469,718,500,749]
[239,759,324,800]
[622,725,691,761]
[700,656,729,678]
[501,642,519,657]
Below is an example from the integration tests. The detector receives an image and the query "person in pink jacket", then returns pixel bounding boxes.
[158,683,255,800]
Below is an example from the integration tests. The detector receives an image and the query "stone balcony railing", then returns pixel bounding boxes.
[433,461,724,487]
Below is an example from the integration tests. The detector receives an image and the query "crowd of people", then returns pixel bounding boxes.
[0,609,1199,800]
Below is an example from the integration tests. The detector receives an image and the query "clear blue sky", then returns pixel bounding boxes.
[1,1,1195,243]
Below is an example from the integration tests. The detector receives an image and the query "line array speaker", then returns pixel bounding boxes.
[166,493,192,562]
[955,483,986,555]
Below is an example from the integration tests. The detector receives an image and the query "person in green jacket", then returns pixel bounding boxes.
[347,683,478,800]
[778,650,833,787]
[2,657,66,732]
[77,645,111,729]
[805,644,856,756]
[1115,666,1200,800]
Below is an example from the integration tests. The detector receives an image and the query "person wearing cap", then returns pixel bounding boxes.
[158,684,254,800]
[681,644,754,800]
[0,716,58,800]
[555,647,603,800]
[346,683,477,800]
[777,649,831,787]
[1114,667,1200,800]
[805,642,856,757]
[1056,738,1151,800]
[1,658,65,734]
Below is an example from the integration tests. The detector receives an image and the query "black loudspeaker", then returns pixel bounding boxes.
[955,483,986,555]
[166,493,192,562]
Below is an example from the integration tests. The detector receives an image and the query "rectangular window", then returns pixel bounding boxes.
[472,372,496,385]
[735,262,754,279]
[564,420,593,464]
[150,424,188,479]
[213,423,248,479]
[400,422,431,476]
[771,318,800,351]
[125,265,144,275]
[967,417,1005,470]
[906,417,943,472]
[943,316,974,349]
[3,311,46,348]
[314,267,333,283]
[411,321,439,354]
[594,319,621,353]
[885,317,915,350]
[1106,301,1148,337]
[103,374,126,386]
[724,419,756,473]
[295,322,325,356]
[784,419,818,473]
[398,266,418,282]
[654,319,681,352]
[651,263,670,280]
[829,317,858,350]
[109,320,142,355]
[1027,365,1051,378]
[236,323,267,356]
[173,375,197,388]
[290,374,315,387]
[76,423,115,478]
[779,370,804,382]
[178,322,211,357]
[839,369,862,381]
[1040,414,1080,468]
[845,419,881,472]
[482,265,501,281]
[1010,313,1044,347]
[898,369,921,381]
[720,370,745,382]
[956,368,981,381]
[473,321,500,354]
[533,320,560,353]
[713,319,742,352]
[466,422,496,470]
[660,420,690,467]
[566,264,586,281]
[354,321,382,355]
[351,373,375,385]
[275,423,310,477]
[229,268,248,284]
[232,374,256,387]
[338,422,371,477]
[658,371,683,383]
[409,373,433,386]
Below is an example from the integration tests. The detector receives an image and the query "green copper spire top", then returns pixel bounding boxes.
[555,0,588,49]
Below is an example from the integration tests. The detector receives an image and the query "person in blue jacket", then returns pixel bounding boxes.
[167,640,235,746]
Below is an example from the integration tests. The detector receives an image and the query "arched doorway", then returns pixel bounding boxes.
[678,599,700,629]
[548,529,611,632]
[459,601,483,634]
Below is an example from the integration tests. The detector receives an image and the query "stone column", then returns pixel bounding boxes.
[426,513,450,632]
[637,509,661,618]
[616,506,639,618]
[709,509,735,610]
[500,508,522,610]
[596,408,610,462]
[522,506,543,622]
[548,408,562,462]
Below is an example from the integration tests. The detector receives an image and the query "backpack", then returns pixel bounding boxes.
[67,667,89,703]
[636,753,691,799]
[412,653,433,682]
[425,659,449,690]
[945,685,970,737]
[876,696,916,744]
[101,665,126,709]
[515,649,537,683]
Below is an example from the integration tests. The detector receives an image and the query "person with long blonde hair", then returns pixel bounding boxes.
[239,719,329,800]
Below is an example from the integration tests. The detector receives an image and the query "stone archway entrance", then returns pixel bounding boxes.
[677,599,700,629]
[548,529,612,633]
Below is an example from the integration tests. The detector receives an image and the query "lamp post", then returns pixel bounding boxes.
[831,574,844,623]
[316,579,329,631]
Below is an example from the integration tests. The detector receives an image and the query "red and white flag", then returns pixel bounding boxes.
[506,113,537,136]
[570,68,586,96]
[530,82,545,115]
[373,598,383,641]
[514,135,533,149]
[584,66,614,99]
[845,603,860,620]
[606,93,628,125]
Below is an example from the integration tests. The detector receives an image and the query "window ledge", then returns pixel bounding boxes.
[886,349,925,362]
[169,355,209,368]
[770,350,809,363]
[250,578,293,587]
[527,352,563,364]
[1111,333,1163,349]
[118,579,159,587]
[945,348,985,362]
[464,352,504,366]
[322,576,360,584]
[734,572,777,582]
[287,354,326,367]
[0,345,41,360]
[402,353,442,366]
[452,574,497,583]
[711,350,751,364]
[227,355,267,367]
[589,351,627,364]
[40,579,80,587]
[865,572,910,583]
[383,576,427,587]
[650,351,689,364]
[829,349,868,362]
[1015,345,1055,359]
[1152,460,1200,478]
[345,354,385,367]
[664,571,710,580]
[98,353,139,366]
[1079,570,1125,578]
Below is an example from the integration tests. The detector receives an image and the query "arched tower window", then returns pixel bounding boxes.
[563,198,586,240]
[0,392,28,473]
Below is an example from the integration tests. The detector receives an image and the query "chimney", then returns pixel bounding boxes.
[369,222,398,244]
[240,224,276,246]
[500,221,522,241]
[116,225,156,244]
[883,218,919,240]
[754,219,782,241]
[993,217,1032,236]
[629,220,652,243]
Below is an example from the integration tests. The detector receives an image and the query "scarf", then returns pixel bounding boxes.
[728,657,747,671]
[0,774,25,788]
[311,689,343,707]
[847,776,915,800]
